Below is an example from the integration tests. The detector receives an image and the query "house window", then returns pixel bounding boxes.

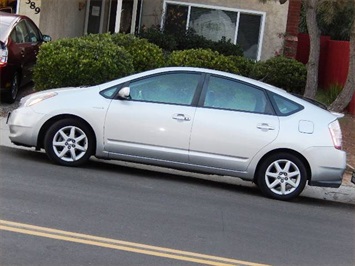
[162,1,265,60]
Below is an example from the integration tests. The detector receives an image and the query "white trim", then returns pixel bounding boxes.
[160,1,167,31]
[257,14,266,61]
[165,1,265,16]
[186,5,191,31]
[234,12,240,45]
[114,0,122,33]
[163,0,266,60]
[130,0,139,33]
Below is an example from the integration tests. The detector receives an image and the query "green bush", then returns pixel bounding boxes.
[139,26,177,51]
[316,84,343,106]
[168,49,239,74]
[111,33,165,72]
[138,26,243,57]
[249,56,307,94]
[34,37,134,90]
[211,37,244,57]
[228,56,256,77]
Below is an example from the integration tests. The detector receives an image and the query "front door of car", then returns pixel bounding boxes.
[189,75,279,172]
[9,19,40,84]
[104,72,203,164]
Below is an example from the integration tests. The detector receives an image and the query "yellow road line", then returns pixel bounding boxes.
[0,220,270,266]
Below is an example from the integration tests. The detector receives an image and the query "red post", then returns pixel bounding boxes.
[284,0,302,58]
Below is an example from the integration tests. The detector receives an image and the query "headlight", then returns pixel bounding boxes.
[22,92,58,107]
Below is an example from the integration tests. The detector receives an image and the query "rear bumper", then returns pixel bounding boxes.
[305,147,347,188]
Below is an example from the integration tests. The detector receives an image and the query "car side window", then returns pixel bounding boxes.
[12,21,28,43]
[24,19,41,43]
[270,93,304,116]
[203,76,269,114]
[128,73,201,105]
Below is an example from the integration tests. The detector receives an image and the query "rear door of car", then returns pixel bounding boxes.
[189,74,280,172]
[104,71,204,164]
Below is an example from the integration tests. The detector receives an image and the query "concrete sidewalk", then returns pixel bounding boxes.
[1,116,354,204]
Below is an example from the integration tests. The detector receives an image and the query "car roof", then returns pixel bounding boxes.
[0,11,26,42]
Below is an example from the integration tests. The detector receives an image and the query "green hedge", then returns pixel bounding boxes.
[168,49,239,74]
[34,32,306,95]
[111,33,165,72]
[34,36,134,90]
[139,26,243,57]
[249,56,307,94]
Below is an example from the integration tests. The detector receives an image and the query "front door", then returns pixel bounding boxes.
[87,0,103,34]
[104,72,202,164]
[86,0,142,34]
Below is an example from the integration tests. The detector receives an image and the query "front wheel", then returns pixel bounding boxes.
[3,72,19,103]
[257,153,307,200]
[44,118,94,166]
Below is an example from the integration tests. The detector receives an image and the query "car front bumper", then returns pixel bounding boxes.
[7,107,45,148]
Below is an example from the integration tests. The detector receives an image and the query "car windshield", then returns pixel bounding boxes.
[0,23,11,42]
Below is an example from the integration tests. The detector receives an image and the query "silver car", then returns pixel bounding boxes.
[7,67,347,200]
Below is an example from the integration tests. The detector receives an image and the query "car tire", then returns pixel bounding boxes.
[44,118,94,166]
[4,72,19,103]
[257,153,307,200]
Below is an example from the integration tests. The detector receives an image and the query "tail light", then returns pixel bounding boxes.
[329,120,342,150]
[0,42,8,67]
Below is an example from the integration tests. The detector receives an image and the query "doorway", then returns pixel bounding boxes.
[85,0,142,35]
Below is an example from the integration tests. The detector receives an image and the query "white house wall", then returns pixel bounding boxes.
[18,0,86,40]
[141,0,289,60]
[40,0,86,40]
[18,0,42,26]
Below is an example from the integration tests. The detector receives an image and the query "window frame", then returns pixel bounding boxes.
[161,0,266,61]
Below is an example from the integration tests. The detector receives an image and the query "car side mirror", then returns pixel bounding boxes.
[118,86,131,100]
[42,35,52,42]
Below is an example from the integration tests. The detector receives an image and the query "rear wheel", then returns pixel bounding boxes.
[44,118,94,166]
[4,72,19,103]
[257,153,307,200]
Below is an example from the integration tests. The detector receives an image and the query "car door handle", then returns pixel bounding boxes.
[257,123,275,131]
[172,114,191,121]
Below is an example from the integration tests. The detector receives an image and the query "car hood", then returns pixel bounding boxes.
[19,86,99,106]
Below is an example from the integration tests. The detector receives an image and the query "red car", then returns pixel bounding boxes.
[0,11,51,103]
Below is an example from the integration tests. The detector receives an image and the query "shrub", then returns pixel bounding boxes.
[111,33,165,72]
[139,26,177,51]
[34,37,134,90]
[168,49,239,74]
[211,37,244,57]
[249,56,307,94]
[138,26,243,57]
[316,84,343,106]
[228,56,256,77]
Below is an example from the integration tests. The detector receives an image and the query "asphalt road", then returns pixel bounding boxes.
[0,146,354,266]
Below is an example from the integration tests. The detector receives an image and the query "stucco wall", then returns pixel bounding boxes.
[18,0,42,26]
[141,0,289,61]
[39,0,86,40]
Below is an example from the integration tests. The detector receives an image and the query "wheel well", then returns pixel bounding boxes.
[37,115,97,154]
[254,149,312,183]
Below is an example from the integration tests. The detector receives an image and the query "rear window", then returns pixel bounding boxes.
[269,93,304,116]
